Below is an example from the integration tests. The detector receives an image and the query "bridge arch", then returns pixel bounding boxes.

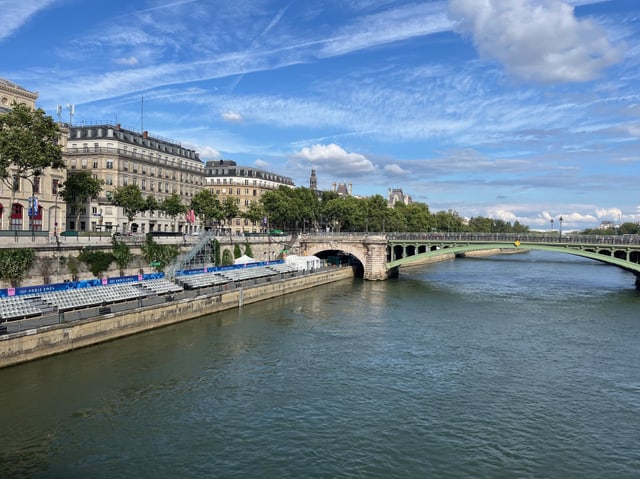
[302,244,366,277]
[387,243,640,286]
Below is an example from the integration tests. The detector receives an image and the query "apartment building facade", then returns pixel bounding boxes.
[204,160,295,235]
[0,78,67,234]
[64,124,204,234]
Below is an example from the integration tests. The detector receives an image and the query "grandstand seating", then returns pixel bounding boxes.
[0,264,301,323]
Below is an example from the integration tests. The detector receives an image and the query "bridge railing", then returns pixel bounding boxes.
[386,232,640,245]
[301,231,640,246]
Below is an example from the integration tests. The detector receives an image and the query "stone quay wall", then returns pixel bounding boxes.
[0,267,354,369]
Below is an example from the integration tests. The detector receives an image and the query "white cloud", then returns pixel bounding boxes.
[448,0,621,83]
[292,143,375,177]
[595,207,621,219]
[221,111,243,122]
[254,159,269,169]
[384,163,410,175]
[114,56,139,66]
[0,0,56,42]
[198,145,221,160]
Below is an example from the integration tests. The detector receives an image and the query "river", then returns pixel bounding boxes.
[1,250,639,478]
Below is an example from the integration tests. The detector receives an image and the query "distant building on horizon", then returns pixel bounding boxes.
[388,188,412,207]
[332,182,352,197]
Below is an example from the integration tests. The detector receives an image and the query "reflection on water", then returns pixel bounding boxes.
[1,251,639,478]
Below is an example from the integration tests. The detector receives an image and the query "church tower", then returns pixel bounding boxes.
[309,169,318,190]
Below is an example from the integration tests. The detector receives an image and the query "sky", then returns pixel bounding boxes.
[1,0,639,231]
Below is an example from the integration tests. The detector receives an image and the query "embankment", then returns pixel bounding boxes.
[0,267,354,369]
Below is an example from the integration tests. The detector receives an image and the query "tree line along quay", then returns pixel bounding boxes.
[2,88,640,290]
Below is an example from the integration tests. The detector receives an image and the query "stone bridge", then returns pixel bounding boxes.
[293,232,640,288]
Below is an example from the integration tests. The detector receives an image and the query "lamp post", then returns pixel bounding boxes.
[550,218,554,232]
[559,216,563,238]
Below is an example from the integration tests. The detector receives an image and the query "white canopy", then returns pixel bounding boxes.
[285,254,322,271]
[234,254,256,265]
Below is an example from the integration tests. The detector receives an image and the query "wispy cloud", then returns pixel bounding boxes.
[0,0,56,42]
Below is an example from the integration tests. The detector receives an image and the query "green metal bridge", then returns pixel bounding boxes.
[386,232,640,288]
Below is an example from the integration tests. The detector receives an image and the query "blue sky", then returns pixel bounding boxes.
[1,0,639,230]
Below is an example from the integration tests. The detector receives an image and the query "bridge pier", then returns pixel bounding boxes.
[362,236,390,280]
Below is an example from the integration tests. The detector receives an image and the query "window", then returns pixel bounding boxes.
[71,159,77,169]
[33,176,41,194]
[93,160,99,168]
[107,160,113,169]
[10,203,23,230]
[123,161,129,171]
[81,158,88,169]
[52,179,59,195]
[106,175,113,186]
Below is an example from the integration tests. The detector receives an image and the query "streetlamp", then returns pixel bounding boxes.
[550,218,554,232]
[559,216,563,237]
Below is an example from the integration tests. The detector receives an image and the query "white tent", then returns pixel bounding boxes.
[285,254,322,271]
[234,254,256,265]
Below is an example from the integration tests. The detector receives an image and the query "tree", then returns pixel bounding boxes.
[233,243,242,259]
[36,256,55,285]
[161,192,187,230]
[141,237,179,272]
[59,171,104,232]
[244,201,266,231]
[0,248,35,287]
[109,184,146,233]
[0,104,65,225]
[190,189,221,230]
[78,249,114,278]
[111,238,132,276]
[221,196,240,235]
[221,249,234,266]
[65,256,81,282]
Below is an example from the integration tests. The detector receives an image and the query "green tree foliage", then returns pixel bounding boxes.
[233,243,242,259]
[211,238,221,266]
[0,248,35,287]
[261,186,301,231]
[141,237,179,272]
[145,195,159,214]
[161,192,187,226]
[244,201,266,230]
[244,241,253,257]
[111,238,132,275]
[221,196,240,233]
[78,249,114,278]
[221,249,234,266]
[59,171,104,232]
[191,189,221,229]
[109,184,146,231]
[0,103,65,210]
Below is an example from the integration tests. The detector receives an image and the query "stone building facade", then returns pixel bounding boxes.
[0,78,67,234]
[63,124,204,234]
[203,160,295,235]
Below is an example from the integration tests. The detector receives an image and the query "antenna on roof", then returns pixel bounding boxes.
[66,104,75,125]
[56,105,62,122]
